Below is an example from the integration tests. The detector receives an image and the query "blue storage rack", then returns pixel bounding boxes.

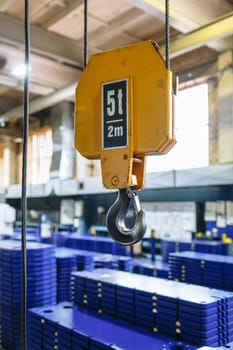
[28,302,200,350]
[169,250,233,291]
[71,268,233,347]
[162,239,229,262]
[0,240,57,350]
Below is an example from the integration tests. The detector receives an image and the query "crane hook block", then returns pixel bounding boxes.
[75,40,177,190]
[106,188,147,246]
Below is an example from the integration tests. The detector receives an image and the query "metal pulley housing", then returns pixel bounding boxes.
[75,40,177,191]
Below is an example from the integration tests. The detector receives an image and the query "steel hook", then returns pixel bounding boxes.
[106,188,147,246]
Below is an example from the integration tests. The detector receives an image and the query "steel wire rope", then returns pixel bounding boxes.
[84,0,88,68]
[21,0,30,348]
[165,0,170,70]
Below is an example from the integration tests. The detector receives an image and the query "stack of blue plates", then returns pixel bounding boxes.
[162,240,228,263]
[71,270,104,313]
[133,262,155,275]
[57,247,133,274]
[117,256,134,272]
[161,240,191,262]
[135,278,180,335]
[180,286,233,345]
[56,248,78,302]
[134,278,158,331]
[94,254,119,270]
[156,261,170,278]
[133,259,169,278]
[224,262,233,291]
[85,274,103,313]
[194,241,225,254]
[57,323,73,350]
[178,284,233,346]
[71,269,233,347]
[100,272,119,317]
[12,232,40,242]
[71,271,86,307]
[116,275,138,323]
[169,251,203,284]
[138,279,233,347]
[0,240,56,350]
[28,302,199,350]
[66,234,129,256]
[75,251,95,271]
[28,312,43,350]
[169,251,233,291]
[72,329,89,350]
[156,287,219,345]
[203,259,224,289]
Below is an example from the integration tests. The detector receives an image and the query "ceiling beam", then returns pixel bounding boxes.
[0,0,16,11]
[2,82,77,120]
[42,0,83,28]
[0,72,55,96]
[129,0,196,30]
[88,8,142,45]
[0,12,95,68]
[130,0,232,52]
[160,11,233,58]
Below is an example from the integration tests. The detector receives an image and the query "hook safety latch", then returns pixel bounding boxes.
[106,188,147,246]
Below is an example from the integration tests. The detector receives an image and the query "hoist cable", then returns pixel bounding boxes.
[83,0,88,68]
[165,0,170,70]
[21,0,30,348]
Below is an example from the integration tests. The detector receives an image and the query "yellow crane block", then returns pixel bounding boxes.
[75,40,177,190]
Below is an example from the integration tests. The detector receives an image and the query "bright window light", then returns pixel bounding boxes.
[146,83,209,172]
[12,63,31,78]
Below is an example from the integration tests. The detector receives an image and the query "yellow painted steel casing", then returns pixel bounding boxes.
[75,40,177,189]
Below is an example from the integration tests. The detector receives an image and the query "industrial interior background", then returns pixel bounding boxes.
[0,0,232,349]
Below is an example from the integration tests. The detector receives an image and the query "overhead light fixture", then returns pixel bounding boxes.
[14,137,23,143]
[0,117,5,127]
[12,63,31,78]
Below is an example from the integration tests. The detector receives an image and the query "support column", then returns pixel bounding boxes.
[208,77,219,164]
[208,50,233,164]
[218,50,233,163]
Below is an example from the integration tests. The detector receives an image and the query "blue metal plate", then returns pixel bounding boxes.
[179,312,218,324]
[180,332,220,347]
[29,303,198,350]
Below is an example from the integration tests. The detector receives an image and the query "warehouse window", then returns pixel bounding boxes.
[0,141,17,187]
[27,127,52,184]
[146,83,209,172]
